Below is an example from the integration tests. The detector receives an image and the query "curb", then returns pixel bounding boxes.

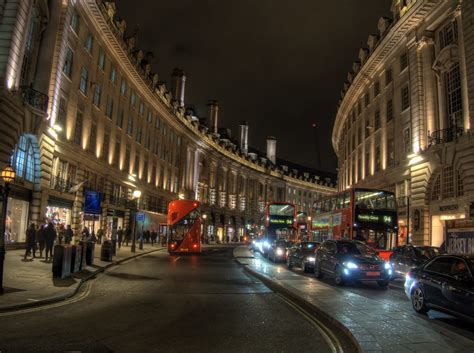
[0,247,164,313]
[235,251,362,353]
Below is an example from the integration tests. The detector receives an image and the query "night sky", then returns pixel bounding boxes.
[117,0,393,173]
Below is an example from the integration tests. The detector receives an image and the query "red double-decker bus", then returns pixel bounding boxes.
[167,200,201,254]
[310,188,398,260]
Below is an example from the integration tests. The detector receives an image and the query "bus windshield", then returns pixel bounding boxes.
[355,190,396,211]
[269,204,295,217]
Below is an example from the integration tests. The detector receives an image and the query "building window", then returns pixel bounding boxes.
[365,151,370,177]
[109,66,116,84]
[117,109,124,129]
[387,138,395,167]
[403,128,411,154]
[385,68,392,85]
[375,145,381,172]
[374,110,381,130]
[147,111,152,123]
[89,123,97,154]
[98,48,105,70]
[63,48,73,78]
[73,110,83,146]
[445,64,463,128]
[102,132,109,161]
[431,175,441,201]
[93,84,101,107]
[136,124,142,143]
[386,99,393,122]
[374,81,380,97]
[84,34,93,53]
[457,171,463,196]
[114,141,121,168]
[139,102,145,115]
[401,86,410,111]
[357,157,362,181]
[439,21,458,50]
[442,166,454,199]
[130,92,136,107]
[127,116,133,136]
[70,10,79,33]
[79,67,88,94]
[57,96,67,125]
[11,135,36,182]
[400,52,408,71]
[106,96,113,118]
[120,79,127,96]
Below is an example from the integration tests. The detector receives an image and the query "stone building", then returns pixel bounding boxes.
[332,0,474,246]
[0,0,335,246]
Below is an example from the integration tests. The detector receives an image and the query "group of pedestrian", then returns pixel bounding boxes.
[24,222,74,261]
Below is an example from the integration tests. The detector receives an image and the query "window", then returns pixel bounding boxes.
[57,96,67,125]
[401,86,410,110]
[139,102,144,115]
[120,79,127,96]
[439,21,458,50]
[127,116,133,136]
[93,83,101,107]
[79,67,88,94]
[102,132,109,161]
[425,257,457,275]
[445,64,463,128]
[431,175,441,201]
[374,81,380,97]
[374,110,381,130]
[387,138,395,167]
[442,166,454,199]
[403,128,411,154]
[98,49,105,70]
[375,145,381,172]
[63,48,73,78]
[89,123,97,154]
[385,68,392,85]
[114,141,121,168]
[70,11,79,33]
[400,52,408,71]
[456,172,463,196]
[106,96,113,118]
[365,151,370,177]
[117,109,124,129]
[136,124,142,143]
[11,136,36,183]
[84,34,93,53]
[73,110,83,146]
[386,99,393,122]
[109,66,117,84]
[130,92,136,106]
[147,111,152,123]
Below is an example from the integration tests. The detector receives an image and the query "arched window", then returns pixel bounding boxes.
[431,175,441,201]
[11,135,37,183]
[430,166,463,201]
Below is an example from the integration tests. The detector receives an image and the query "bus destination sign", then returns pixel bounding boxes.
[357,213,393,225]
[269,217,293,225]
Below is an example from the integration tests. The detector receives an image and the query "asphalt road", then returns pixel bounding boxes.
[0,246,342,353]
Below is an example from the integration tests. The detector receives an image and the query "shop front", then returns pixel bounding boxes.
[430,201,469,247]
[82,190,103,235]
[106,209,125,239]
[46,196,73,227]
[3,185,32,245]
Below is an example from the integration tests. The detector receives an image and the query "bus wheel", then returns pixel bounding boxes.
[286,257,293,269]
[334,266,345,286]
[314,264,324,279]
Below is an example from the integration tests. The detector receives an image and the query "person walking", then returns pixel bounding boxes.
[151,230,157,245]
[81,227,90,241]
[36,224,45,258]
[58,224,66,245]
[145,229,151,244]
[44,222,57,262]
[24,223,37,260]
[97,228,104,244]
[65,224,73,244]
[125,227,131,246]
[117,227,123,248]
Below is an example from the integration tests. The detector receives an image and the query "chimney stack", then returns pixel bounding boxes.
[171,68,186,107]
[238,121,249,155]
[207,100,219,134]
[266,136,277,164]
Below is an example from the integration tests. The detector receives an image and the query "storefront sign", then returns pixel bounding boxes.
[439,204,459,212]
[84,190,102,214]
[136,213,145,222]
[446,228,474,255]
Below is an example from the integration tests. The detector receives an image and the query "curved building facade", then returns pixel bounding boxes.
[332,0,474,246]
[0,0,336,245]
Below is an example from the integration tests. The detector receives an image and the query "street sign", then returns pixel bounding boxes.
[136,213,145,222]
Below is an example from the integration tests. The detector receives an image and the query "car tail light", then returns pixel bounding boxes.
[193,243,198,248]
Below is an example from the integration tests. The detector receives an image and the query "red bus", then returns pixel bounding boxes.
[311,188,398,260]
[167,200,201,254]
[257,202,297,255]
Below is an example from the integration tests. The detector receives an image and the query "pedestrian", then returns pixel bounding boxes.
[36,224,45,258]
[97,228,104,244]
[145,229,151,244]
[151,230,157,245]
[24,223,36,260]
[58,224,66,245]
[65,224,73,244]
[89,231,97,243]
[81,227,90,241]
[117,227,123,248]
[125,227,132,246]
[44,222,57,262]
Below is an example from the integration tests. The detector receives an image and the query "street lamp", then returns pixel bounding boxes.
[131,190,141,253]
[0,165,16,294]
[202,214,208,244]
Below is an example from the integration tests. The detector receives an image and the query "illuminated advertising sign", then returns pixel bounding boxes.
[312,213,342,228]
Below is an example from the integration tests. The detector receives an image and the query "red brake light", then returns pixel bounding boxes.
[193,244,197,248]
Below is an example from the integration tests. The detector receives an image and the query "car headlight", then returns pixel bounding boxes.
[343,262,358,269]
[276,248,284,256]
[263,241,270,248]
[384,262,392,270]
[306,256,315,262]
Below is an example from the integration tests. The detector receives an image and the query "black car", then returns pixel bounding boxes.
[314,240,392,288]
[405,254,474,322]
[268,240,293,262]
[287,242,320,272]
[390,245,442,279]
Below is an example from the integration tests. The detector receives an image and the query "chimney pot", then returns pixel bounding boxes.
[266,136,277,164]
[238,121,249,155]
[207,100,219,134]
[171,68,186,107]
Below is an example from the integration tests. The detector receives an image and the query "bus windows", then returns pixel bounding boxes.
[355,190,396,211]
[337,194,344,210]
[343,192,350,208]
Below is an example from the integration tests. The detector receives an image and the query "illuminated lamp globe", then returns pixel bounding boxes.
[202,214,208,220]
[133,190,142,199]
[1,165,16,183]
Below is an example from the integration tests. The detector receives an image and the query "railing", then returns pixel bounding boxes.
[20,86,48,113]
[428,127,463,147]
[50,176,74,193]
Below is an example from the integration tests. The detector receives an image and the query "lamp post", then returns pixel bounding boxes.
[0,165,16,294]
[131,190,141,253]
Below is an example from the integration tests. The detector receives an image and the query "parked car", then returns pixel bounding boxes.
[268,240,293,262]
[314,240,393,288]
[404,254,474,322]
[390,245,442,279]
[287,242,320,272]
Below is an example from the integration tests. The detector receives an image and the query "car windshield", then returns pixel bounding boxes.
[337,242,369,255]
[414,247,440,259]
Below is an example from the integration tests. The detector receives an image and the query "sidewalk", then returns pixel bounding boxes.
[234,246,474,353]
[0,242,164,311]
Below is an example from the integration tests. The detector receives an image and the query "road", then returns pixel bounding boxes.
[0,246,352,353]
